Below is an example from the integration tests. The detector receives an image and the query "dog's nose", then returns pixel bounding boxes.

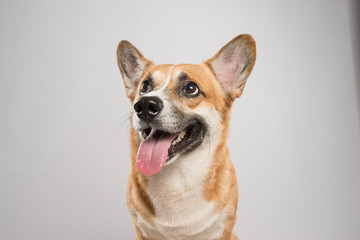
[134,96,163,120]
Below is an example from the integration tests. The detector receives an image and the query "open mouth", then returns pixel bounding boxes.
[136,121,203,176]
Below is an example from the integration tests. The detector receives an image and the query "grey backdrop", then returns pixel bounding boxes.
[1,0,359,239]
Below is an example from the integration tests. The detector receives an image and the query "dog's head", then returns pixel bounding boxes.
[117,35,256,176]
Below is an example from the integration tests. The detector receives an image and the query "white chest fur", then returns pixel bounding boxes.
[135,138,227,240]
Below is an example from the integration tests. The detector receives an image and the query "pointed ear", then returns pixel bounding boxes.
[205,34,256,99]
[116,40,153,100]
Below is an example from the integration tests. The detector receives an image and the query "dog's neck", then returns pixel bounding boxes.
[138,130,230,235]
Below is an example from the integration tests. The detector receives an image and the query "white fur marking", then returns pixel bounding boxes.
[158,65,175,91]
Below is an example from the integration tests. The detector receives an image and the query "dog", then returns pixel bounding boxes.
[116,34,256,240]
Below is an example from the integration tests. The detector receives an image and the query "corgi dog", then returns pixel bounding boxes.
[116,34,256,240]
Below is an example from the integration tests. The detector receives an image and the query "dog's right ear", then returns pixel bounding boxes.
[117,41,153,101]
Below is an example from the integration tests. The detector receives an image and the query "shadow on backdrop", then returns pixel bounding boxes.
[350,0,360,125]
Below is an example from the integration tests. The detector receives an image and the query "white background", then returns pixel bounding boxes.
[1,0,359,239]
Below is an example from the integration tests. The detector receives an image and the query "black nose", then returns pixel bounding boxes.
[134,96,163,120]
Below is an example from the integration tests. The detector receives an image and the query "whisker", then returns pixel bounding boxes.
[113,111,133,137]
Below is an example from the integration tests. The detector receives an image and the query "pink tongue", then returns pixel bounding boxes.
[136,130,177,176]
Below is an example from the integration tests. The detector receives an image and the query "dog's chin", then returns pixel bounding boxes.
[139,120,205,164]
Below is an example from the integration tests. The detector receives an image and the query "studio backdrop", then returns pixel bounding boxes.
[1,0,359,239]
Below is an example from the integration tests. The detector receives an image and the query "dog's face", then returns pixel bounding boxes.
[117,35,256,176]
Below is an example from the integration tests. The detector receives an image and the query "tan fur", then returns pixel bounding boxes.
[117,35,256,240]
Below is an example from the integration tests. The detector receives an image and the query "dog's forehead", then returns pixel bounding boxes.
[147,64,174,86]
[147,63,214,89]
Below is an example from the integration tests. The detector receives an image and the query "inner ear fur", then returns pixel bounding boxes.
[205,34,256,99]
[117,40,153,100]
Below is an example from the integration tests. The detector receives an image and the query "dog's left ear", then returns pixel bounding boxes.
[117,40,154,101]
[206,34,256,99]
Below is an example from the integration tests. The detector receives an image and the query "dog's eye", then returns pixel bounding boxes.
[183,82,199,96]
[140,80,152,94]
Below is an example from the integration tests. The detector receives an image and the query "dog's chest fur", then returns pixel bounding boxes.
[134,138,229,239]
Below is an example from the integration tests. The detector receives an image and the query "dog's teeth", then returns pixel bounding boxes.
[177,130,186,142]
[179,130,185,139]
[171,130,186,146]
